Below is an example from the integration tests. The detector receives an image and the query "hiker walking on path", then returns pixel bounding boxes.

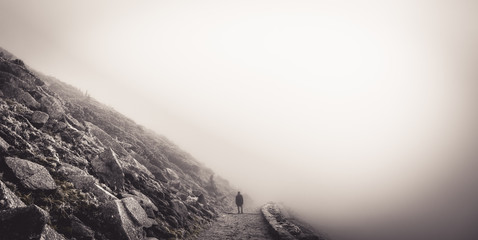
[236,191,244,214]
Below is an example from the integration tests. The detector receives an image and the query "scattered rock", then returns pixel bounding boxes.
[4,157,57,191]
[91,148,124,191]
[0,180,26,210]
[31,111,49,125]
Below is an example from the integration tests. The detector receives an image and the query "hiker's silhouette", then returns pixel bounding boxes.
[235,191,244,214]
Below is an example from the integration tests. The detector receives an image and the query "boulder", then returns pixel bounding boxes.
[34,78,45,86]
[18,91,41,109]
[57,163,96,190]
[122,197,152,227]
[119,154,154,180]
[129,190,158,218]
[0,205,50,240]
[197,194,206,204]
[102,199,143,240]
[4,157,57,191]
[51,120,68,132]
[91,183,118,202]
[170,180,181,190]
[165,168,179,180]
[0,180,26,210]
[31,111,49,125]
[91,148,124,191]
[65,114,85,131]
[40,96,64,119]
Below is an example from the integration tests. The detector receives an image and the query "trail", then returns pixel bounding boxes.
[194,208,274,240]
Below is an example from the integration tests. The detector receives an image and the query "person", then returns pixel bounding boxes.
[235,191,244,214]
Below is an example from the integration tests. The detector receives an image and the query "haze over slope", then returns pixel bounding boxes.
[1,1,478,239]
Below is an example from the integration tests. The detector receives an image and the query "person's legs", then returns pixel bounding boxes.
[237,205,240,214]
[240,205,243,214]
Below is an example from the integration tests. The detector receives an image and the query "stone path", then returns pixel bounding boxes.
[194,208,274,240]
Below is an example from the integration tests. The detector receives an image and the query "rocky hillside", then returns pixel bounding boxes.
[0,47,235,240]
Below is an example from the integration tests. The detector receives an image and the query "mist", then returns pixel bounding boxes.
[1,0,478,239]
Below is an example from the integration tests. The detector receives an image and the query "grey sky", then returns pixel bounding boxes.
[1,1,478,238]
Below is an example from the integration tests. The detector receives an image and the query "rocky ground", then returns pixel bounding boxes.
[193,207,274,240]
[0,47,236,239]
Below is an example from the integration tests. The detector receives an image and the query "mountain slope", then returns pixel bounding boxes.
[0,47,234,239]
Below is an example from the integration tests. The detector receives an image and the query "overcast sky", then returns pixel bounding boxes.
[1,1,478,239]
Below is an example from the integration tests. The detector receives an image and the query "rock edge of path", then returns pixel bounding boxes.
[261,202,328,240]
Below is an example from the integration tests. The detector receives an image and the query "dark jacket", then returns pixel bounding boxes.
[235,194,244,206]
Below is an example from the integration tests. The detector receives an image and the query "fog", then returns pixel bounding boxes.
[1,0,478,239]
